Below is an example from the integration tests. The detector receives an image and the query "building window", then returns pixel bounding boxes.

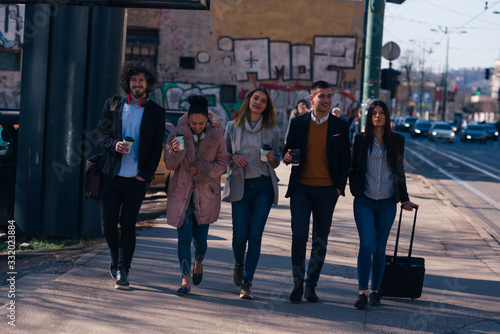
[180,57,195,70]
[125,28,159,67]
[220,85,236,103]
[0,49,22,71]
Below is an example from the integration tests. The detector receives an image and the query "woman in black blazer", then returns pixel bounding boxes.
[349,100,418,309]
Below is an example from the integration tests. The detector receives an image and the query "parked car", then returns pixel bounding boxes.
[460,124,487,143]
[410,119,432,138]
[149,110,185,192]
[476,122,499,141]
[428,122,455,143]
[400,116,418,132]
[0,110,19,228]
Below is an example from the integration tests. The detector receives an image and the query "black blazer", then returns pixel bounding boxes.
[283,112,351,198]
[95,96,166,182]
[348,132,410,203]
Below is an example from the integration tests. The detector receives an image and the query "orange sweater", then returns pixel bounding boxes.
[298,119,334,187]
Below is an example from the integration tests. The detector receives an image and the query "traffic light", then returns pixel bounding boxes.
[476,88,481,95]
[380,68,401,90]
[454,85,458,92]
[485,68,490,80]
[381,69,390,89]
[391,68,401,87]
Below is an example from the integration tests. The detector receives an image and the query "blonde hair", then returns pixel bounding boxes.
[234,86,278,129]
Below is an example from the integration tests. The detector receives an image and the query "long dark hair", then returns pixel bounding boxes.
[119,60,159,94]
[364,100,399,168]
[234,86,277,129]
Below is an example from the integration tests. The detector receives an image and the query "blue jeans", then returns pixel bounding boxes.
[177,196,210,276]
[354,195,397,291]
[231,176,273,282]
[290,184,339,287]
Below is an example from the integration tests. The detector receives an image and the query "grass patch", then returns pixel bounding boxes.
[1,236,105,253]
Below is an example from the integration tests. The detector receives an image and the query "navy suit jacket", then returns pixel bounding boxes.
[95,95,166,182]
[283,112,351,198]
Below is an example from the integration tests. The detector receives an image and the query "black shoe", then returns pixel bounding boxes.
[109,251,118,279]
[176,286,191,296]
[193,262,203,286]
[369,291,381,306]
[289,283,303,303]
[239,281,253,300]
[115,269,129,290]
[304,285,318,303]
[233,261,244,286]
[354,294,368,310]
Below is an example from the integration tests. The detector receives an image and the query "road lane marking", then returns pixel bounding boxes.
[411,140,500,182]
[406,147,500,211]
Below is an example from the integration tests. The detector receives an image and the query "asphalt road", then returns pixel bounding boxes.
[403,132,500,242]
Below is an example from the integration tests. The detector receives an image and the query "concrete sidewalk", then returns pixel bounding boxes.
[1,164,500,333]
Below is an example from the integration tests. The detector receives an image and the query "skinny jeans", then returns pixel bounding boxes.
[177,195,209,276]
[231,176,273,282]
[354,195,397,291]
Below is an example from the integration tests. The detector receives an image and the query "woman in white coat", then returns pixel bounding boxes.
[222,86,280,300]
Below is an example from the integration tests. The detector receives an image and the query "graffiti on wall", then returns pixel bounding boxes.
[217,35,357,87]
[0,4,24,49]
[153,82,235,127]
[153,82,358,142]
[0,5,24,108]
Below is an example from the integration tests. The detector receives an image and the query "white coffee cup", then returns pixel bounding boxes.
[261,145,272,162]
[174,135,184,151]
[123,136,134,154]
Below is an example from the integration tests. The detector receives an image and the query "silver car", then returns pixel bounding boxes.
[428,122,455,143]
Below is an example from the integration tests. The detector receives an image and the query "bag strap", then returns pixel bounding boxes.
[110,95,122,113]
[392,204,419,259]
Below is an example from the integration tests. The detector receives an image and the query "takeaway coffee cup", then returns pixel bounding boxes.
[290,149,301,166]
[261,145,272,162]
[123,136,134,153]
[174,134,184,151]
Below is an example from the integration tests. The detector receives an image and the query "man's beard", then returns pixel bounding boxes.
[131,87,147,100]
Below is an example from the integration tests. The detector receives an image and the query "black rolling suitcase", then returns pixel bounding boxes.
[380,205,425,299]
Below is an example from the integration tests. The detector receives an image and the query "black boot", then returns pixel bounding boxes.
[115,269,129,290]
[289,283,303,303]
[109,250,119,279]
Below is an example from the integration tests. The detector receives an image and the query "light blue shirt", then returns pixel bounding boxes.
[117,100,144,177]
[364,138,393,200]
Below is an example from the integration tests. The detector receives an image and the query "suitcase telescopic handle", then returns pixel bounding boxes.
[392,205,419,260]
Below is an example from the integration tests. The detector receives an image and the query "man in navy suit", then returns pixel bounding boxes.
[95,60,165,290]
[283,80,350,303]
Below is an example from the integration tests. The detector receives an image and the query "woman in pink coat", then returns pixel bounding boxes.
[164,95,228,296]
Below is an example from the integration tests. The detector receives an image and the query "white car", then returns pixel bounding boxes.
[428,122,455,143]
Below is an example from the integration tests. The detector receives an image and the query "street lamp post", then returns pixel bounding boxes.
[409,40,434,116]
[442,27,449,121]
[431,26,466,121]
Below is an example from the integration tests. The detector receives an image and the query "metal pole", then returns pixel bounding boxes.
[361,0,385,131]
[442,27,449,121]
[419,43,425,116]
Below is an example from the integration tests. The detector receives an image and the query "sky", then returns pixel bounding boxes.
[381,0,500,72]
